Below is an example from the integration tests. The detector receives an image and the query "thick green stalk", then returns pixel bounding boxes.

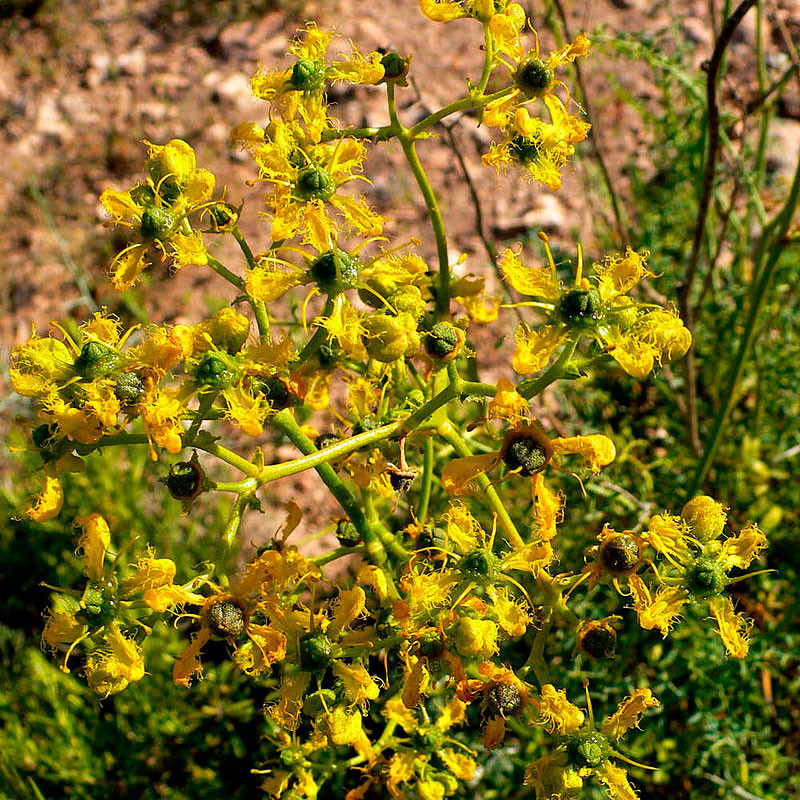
[517,338,580,400]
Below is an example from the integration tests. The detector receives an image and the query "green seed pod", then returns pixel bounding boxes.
[509,133,543,168]
[379,51,411,84]
[686,557,726,598]
[73,341,121,381]
[352,416,379,436]
[309,248,360,294]
[302,688,337,717]
[139,205,176,240]
[599,533,640,574]
[164,458,205,501]
[424,321,463,360]
[566,731,609,770]
[515,57,554,97]
[299,632,333,671]
[289,58,325,92]
[335,519,361,547]
[487,683,523,717]
[194,352,234,390]
[206,601,246,638]
[208,202,239,232]
[459,548,497,581]
[413,725,444,752]
[80,580,118,628]
[295,164,335,201]
[558,288,602,325]
[257,376,292,410]
[501,429,550,477]
[113,371,145,407]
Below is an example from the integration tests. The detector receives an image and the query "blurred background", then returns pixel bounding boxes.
[1,0,799,798]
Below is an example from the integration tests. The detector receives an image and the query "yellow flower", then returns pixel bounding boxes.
[503,238,691,379]
[75,512,112,581]
[84,622,145,697]
[26,474,64,522]
[419,0,523,25]
[628,574,688,636]
[250,22,384,142]
[483,30,591,129]
[100,139,215,290]
[245,122,385,243]
[535,684,585,734]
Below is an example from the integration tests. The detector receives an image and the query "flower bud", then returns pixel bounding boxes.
[681,495,727,541]
[454,617,498,659]
[390,285,427,319]
[459,548,498,581]
[362,313,421,362]
[200,307,250,354]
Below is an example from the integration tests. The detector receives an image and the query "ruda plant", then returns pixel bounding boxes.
[11,3,769,798]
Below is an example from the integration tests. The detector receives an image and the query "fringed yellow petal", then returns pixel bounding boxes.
[494,589,531,637]
[331,661,380,706]
[719,523,767,570]
[328,586,366,638]
[234,625,287,675]
[552,434,616,472]
[173,627,211,688]
[601,688,660,740]
[513,325,565,374]
[594,761,639,800]
[143,584,205,612]
[499,247,560,299]
[441,452,498,496]
[534,684,584,734]
[440,748,477,780]
[643,513,693,565]
[27,475,64,522]
[120,551,176,596]
[331,194,385,237]
[709,595,752,658]
[419,0,467,22]
[111,245,148,291]
[75,512,111,581]
[606,329,657,378]
[628,574,688,637]
[593,247,652,301]
[531,473,563,541]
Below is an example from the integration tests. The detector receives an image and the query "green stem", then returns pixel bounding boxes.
[415,436,435,523]
[517,337,580,399]
[437,419,523,548]
[213,490,254,574]
[387,83,452,318]
[232,227,272,341]
[407,86,514,139]
[293,295,336,367]
[207,254,245,290]
[519,610,552,685]
[688,153,800,497]
[183,390,218,448]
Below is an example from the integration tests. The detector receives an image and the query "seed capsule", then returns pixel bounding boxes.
[500,427,551,476]
[289,58,325,92]
[686,557,726,598]
[309,248,359,294]
[295,164,335,201]
[164,458,205,501]
[256,376,292,410]
[113,371,145,407]
[139,205,175,240]
[424,322,463,361]
[515,57,554,97]
[335,519,361,547]
[488,683,523,717]
[598,533,640,575]
[567,731,609,769]
[559,288,602,324]
[194,352,233,389]
[577,620,617,659]
[206,601,246,638]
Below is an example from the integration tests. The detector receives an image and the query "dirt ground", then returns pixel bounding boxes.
[2,0,799,546]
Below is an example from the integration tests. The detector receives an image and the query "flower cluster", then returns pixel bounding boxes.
[12,8,770,800]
